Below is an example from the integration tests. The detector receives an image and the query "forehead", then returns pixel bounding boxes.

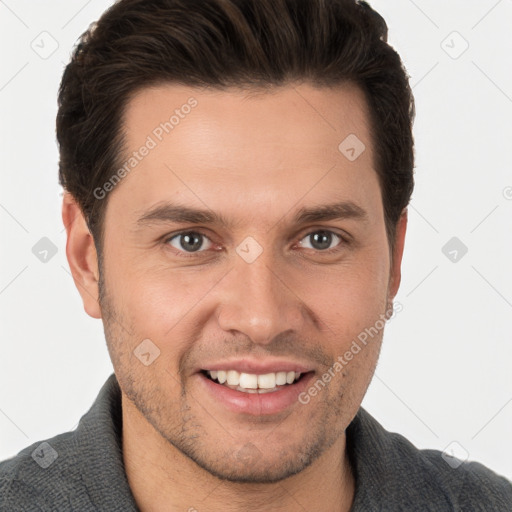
[122,82,372,159]
[110,82,381,227]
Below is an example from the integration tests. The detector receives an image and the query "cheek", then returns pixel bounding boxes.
[109,264,224,350]
[294,250,390,335]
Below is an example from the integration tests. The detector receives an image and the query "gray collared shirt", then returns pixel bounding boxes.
[1,373,511,511]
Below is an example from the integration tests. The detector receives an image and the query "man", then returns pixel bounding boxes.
[1,0,511,510]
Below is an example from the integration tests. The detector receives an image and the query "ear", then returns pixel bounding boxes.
[388,208,408,300]
[62,192,102,319]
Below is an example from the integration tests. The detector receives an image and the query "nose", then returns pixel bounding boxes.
[215,251,307,345]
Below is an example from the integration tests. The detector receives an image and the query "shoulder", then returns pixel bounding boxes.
[0,374,137,511]
[419,447,512,511]
[0,430,82,510]
[349,408,512,511]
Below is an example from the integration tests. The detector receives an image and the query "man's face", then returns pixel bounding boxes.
[96,83,403,483]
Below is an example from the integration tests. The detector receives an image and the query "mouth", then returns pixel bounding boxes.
[201,369,306,394]
[197,367,315,415]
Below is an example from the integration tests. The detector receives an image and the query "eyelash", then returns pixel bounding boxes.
[163,229,349,259]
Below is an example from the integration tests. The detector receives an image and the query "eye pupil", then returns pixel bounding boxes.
[310,231,332,250]
[180,232,203,252]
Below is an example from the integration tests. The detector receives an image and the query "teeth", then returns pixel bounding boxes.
[239,373,258,389]
[206,369,302,391]
[257,373,275,389]
[275,371,287,385]
[286,371,296,384]
[226,370,239,386]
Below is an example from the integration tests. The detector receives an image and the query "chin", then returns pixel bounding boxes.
[191,457,312,484]
[175,438,323,484]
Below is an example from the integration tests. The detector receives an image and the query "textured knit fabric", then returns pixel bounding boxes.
[1,373,511,511]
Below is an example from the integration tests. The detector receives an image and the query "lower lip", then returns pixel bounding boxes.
[197,371,315,416]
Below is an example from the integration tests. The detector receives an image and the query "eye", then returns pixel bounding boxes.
[297,230,344,252]
[165,231,213,254]
[164,228,348,258]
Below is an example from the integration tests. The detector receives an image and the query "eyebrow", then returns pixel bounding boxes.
[135,200,368,229]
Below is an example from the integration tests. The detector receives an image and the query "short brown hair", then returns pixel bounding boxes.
[57,0,415,252]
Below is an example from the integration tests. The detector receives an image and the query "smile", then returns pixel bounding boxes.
[203,369,303,394]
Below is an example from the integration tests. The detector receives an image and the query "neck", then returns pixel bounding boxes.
[121,394,355,512]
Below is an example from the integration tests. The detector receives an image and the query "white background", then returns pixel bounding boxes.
[1,0,511,481]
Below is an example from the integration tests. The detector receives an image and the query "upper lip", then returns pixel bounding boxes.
[198,358,315,375]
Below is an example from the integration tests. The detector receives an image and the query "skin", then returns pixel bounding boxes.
[63,82,407,512]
